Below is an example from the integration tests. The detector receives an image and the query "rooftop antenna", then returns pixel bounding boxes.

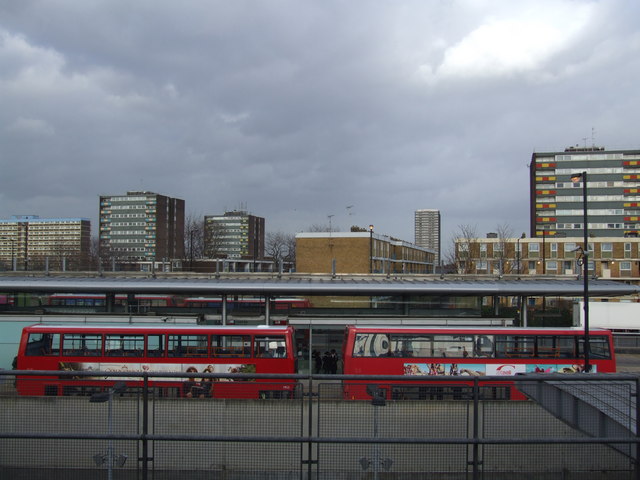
[328,214,335,233]
[346,205,354,216]
[591,127,596,147]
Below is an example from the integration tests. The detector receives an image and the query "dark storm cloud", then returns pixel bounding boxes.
[1,0,640,246]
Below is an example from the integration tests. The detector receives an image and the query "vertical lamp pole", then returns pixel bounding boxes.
[10,239,15,272]
[369,225,374,274]
[571,171,590,372]
[541,232,546,274]
[189,228,194,271]
[516,233,525,274]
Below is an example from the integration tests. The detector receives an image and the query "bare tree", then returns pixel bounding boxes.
[203,220,225,259]
[440,241,459,274]
[453,224,479,274]
[494,223,514,274]
[184,214,205,269]
[265,232,290,266]
[88,237,101,270]
[98,236,114,271]
[284,234,296,266]
[307,223,339,232]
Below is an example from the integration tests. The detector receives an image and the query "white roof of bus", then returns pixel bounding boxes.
[25,324,291,332]
[346,325,610,333]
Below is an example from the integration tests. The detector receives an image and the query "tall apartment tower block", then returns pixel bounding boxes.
[530,146,640,238]
[415,209,441,266]
[99,191,185,262]
[204,210,265,260]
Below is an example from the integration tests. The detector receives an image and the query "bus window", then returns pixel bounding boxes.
[556,336,576,358]
[474,335,494,357]
[353,334,371,356]
[62,334,102,356]
[537,336,576,358]
[353,333,391,357]
[495,335,535,358]
[147,334,165,357]
[254,336,287,358]
[211,335,251,357]
[26,333,60,356]
[168,335,208,357]
[389,334,432,357]
[105,334,144,356]
[582,336,611,359]
[432,335,474,358]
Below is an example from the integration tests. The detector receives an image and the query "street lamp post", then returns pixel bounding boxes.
[10,238,15,271]
[571,171,590,372]
[541,231,547,274]
[369,225,374,274]
[189,228,195,271]
[516,233,525,274]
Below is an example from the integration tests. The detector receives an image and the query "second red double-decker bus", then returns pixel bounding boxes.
[342,326,616,400]
[181,296,311,311]
[16,324,297,399]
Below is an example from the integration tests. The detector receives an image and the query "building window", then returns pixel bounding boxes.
[528,243,539,258]
[550,243,558,258]
[620,261,632,276]
[601,242,613,259]
[625,243,632,259]
[546,260,558,272]
[564,242,576,253]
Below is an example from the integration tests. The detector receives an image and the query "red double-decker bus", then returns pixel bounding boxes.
[16,324,297,398]
[342,326,616,400]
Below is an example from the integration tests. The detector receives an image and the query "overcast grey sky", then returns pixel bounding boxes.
[1,0,639,248]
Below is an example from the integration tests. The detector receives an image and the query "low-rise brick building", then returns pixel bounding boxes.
[455,235,640,280]
[296,232,435,274]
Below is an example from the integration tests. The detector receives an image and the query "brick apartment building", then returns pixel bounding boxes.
[456,235,640,279]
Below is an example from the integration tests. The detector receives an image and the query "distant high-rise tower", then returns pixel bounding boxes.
[415,209,441,266]
[204,210,265,260]
[530,146,640,238]
[99,191,185,262]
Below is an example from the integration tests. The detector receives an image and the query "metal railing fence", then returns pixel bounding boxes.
[0,370,639,480]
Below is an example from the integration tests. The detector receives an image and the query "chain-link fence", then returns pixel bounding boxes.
[0,370,639,479]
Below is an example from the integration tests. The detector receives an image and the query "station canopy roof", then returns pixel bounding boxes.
[0,274,638,297]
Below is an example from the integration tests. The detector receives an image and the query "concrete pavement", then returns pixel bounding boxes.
[616,353,640,373]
